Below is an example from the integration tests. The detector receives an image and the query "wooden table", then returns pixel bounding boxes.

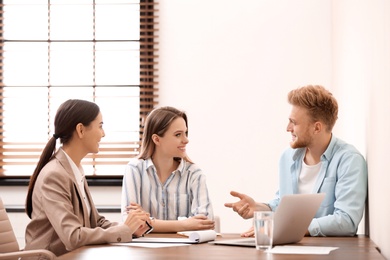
[57,233,384,260]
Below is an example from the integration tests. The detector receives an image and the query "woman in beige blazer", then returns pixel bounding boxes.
[24,99,152,257]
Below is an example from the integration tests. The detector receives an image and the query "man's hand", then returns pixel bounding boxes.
[240,226,255,237]
[224,191,257,219]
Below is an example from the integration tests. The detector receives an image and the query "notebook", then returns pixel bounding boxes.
[210,193,325,247]
[132,230,217,244]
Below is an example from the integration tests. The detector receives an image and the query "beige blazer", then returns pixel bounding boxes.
[25,149,133,257]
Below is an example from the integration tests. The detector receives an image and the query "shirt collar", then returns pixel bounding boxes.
[145,157,186,175]
[61,147,85,184]
[292,134,336,162]
[321,134,337,161]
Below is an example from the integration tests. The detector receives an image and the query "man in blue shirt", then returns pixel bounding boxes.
[225,85,368,237]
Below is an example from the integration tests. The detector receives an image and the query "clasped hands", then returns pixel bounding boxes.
[126,202,215,232]
[124,203,153,238]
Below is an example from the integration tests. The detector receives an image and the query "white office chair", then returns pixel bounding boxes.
[0,197,56,260]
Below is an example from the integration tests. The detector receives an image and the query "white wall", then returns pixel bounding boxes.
[363,1,390,259]
[157,0,389,258]
[1,0,389,258]
[331,1,390,258]
[158,0,333,234]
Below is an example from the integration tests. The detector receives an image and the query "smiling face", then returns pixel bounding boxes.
[82,112,105,154]
[155,117,189,159]
[286,105,315,149]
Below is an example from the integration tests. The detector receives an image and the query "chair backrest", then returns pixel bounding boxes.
[0,197,20,253]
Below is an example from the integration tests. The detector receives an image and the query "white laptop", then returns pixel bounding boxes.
[210,193,325,247]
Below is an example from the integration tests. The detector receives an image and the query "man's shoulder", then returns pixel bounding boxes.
[327,137,366,166]
[332,137,363,155]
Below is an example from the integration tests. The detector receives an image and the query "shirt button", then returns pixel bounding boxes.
[117,237,122,242]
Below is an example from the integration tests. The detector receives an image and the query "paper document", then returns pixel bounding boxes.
[110,242,191,248]
[126,243,190,248]
[178,230,221,237]
[132,230,217,244]
[268,246,339,254]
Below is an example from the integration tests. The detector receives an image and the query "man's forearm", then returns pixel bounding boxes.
[255,202,272,211]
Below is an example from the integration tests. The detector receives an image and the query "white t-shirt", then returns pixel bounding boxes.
[298,159,322,194]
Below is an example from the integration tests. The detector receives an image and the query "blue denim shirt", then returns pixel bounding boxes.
[268,135,368,236]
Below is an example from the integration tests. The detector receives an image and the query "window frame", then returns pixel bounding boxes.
[0,0,158,186]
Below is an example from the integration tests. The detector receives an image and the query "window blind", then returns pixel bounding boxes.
[0,0,158,178]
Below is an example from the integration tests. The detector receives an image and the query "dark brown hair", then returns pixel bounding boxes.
[26,99,100,218]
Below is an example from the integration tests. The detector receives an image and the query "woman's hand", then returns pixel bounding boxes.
[123,209,152,237]
[181,214,215,231]
[126,202,145,213]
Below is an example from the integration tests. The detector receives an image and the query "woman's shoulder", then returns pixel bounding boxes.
[127,157,148,167]
[38,159,72,185]
[126,158,156,173]
[180,160,203,173]
[127,157,141,165]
